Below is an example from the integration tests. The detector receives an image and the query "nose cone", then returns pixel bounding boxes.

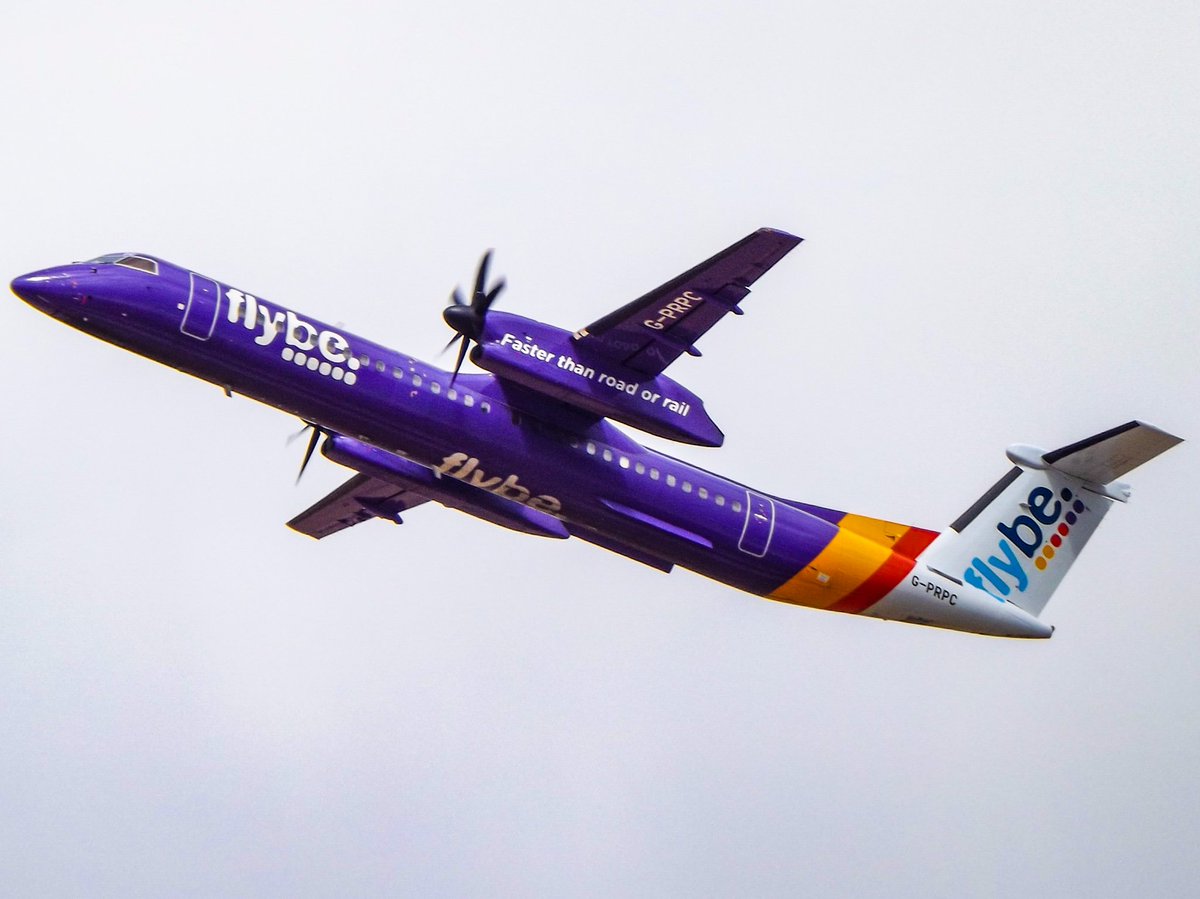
[11,267,81,310]
[11,272,43,302]
[443,303,482,340]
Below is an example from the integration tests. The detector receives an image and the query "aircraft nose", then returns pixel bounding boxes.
[11,268,80,308]
[11,272,40,302]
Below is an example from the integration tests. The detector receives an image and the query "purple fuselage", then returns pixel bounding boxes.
[11,252,1057,638]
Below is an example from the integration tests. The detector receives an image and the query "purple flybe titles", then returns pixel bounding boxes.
[472,312,722,446]
[225,288,360,385]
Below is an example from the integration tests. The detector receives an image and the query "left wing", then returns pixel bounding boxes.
[288,473,429,539]
[572,227,801,378]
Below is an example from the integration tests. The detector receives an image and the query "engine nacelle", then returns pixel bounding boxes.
[473,312,725,446]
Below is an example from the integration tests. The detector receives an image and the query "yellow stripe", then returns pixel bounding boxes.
[837,513,910,548]
[770,527,894,609]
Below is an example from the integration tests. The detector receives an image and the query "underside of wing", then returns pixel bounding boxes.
[573,227,802,378]
[287,473,429,539]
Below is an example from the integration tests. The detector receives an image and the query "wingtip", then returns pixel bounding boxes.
[758,226,803,243]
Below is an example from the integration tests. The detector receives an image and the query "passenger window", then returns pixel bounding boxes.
[715,495,725,507]
[586,442,597,455]
[602,449,613,462]
[392,367,404,379]
[666,474,676,487]
[358,353,370,366]
[375,360,386,373]
[635,462,646,475]
[682,481,693,493]
[412,374,422,387]
[463,394,475,407]
[619,456,630,469]
[732,501,743,513]
[650,468,660,481]
[698,487,708,499]
[480,401,491,413]
[430,381,441,394]
[447,388,457,401]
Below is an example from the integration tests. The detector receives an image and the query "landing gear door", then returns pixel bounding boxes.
[738,491,775,557]
[181,273,220,340]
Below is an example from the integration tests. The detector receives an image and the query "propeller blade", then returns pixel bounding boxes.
[483,277,506,310]
[285,423,309,447]
[472,250,493,302]
[296,425,322,484]
[441,332,463,355]
[451,287,467,307]
[450,337,470,385]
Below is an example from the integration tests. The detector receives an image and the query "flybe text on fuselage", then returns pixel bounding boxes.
[434,452,562,514]
[226,288,361,384]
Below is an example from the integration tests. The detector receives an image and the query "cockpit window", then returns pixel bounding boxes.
[115,255,158,274]
[82,253,159,274]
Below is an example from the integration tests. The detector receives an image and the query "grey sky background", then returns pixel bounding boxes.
[2,1,1197,896]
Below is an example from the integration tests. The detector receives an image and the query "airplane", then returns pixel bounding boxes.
[11,228,1182,638]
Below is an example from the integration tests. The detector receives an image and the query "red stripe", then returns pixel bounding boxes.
[894,526,939,559]
[827,527,940,615]
[828,552,916,614]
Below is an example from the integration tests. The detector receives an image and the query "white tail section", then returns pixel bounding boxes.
[920,422,1181,617]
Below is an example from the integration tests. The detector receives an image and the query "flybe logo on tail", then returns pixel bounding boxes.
[965,486,1088,601]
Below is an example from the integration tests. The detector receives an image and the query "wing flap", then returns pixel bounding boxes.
[287,473,429,539]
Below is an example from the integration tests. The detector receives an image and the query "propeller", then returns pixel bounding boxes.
[442,249,505,383]
[287,420,329,484]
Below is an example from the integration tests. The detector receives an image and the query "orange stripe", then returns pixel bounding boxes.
[827,526,939,615]
[769,527,893,610]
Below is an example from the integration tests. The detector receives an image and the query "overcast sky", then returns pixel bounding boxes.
[2,2,1197,896]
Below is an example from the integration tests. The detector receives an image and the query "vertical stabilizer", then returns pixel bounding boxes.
[920,422,1181,617]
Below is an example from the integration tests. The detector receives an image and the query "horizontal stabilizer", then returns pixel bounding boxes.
[1006,421,1182,502]
[1041,421,1182,484]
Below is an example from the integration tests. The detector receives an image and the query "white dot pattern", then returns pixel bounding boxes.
[280,347,358,386]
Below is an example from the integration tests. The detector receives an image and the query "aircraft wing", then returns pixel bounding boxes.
[573,227,802,377]
[287,473,429,539]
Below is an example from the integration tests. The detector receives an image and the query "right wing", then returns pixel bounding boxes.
[572,227,802,378]
[287,473,429,539]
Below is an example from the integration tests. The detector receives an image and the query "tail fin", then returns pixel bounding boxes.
[920,422,1181,616]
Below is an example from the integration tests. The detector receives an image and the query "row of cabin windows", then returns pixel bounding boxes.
[578,441,743,513]
[352,350,732,508]
[357,352,491,413]
[239,323,485,413]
